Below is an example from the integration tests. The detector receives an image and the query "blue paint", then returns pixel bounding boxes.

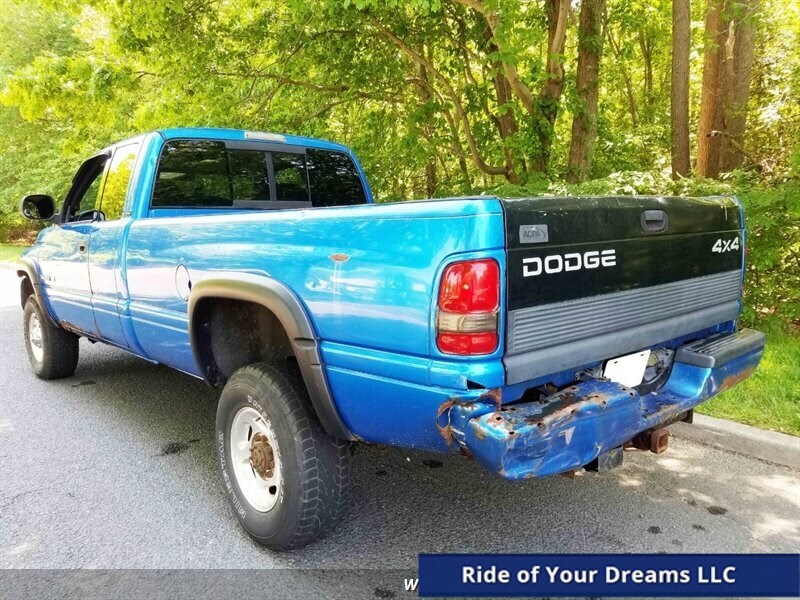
[22,128,765,473]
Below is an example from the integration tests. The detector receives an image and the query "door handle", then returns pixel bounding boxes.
[641,210,668,233]
[78,243,87,253]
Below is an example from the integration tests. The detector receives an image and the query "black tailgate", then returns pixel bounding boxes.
[503,195,743,310]
[501,196,744,384]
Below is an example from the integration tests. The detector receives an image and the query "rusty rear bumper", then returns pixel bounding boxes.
[448,329,765,480]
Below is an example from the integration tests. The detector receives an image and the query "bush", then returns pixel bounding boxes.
[737,181,800,327]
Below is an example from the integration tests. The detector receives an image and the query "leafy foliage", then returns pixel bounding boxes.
[0,0,798,326]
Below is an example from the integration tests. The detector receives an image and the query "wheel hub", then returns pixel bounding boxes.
[229,406,282,512]
[28,312,44,362]
[249,432,275,479]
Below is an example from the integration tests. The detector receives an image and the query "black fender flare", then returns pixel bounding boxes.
[16,258,58,326]
[187,272,355,441]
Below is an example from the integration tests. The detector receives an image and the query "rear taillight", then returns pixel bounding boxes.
[436,259,500,355]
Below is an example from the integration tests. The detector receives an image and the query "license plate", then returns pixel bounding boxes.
[604,350,651,387]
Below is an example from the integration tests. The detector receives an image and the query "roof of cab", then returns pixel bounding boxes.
[157,127,352,153]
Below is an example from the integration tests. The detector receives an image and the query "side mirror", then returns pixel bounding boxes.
[20,194,56,221]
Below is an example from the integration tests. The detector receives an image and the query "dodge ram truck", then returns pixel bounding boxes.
[17,128,766,550]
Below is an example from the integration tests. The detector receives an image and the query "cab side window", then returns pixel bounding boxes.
[77,174,104,216]
[100,142,141,220]
[64,155,108,223]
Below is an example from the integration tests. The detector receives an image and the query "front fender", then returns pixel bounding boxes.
[16,258,58,325]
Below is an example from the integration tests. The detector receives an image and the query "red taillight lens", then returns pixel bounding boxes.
[436,332,499,355]
[438,259,500,313]
[436,259,500,355]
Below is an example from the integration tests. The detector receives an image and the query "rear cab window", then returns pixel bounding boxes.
[150,139,367,212]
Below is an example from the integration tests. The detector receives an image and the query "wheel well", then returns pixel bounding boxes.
[18,272,34,308]
[192,297,294,385]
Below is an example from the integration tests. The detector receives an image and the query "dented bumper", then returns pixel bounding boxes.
[446,329,765,480]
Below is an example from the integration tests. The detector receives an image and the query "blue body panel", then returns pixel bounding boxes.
[121,198,505,380]
[23,128,765,474]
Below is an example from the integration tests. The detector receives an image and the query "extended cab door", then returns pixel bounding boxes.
[37,154,109,337]
[86,140,143,348]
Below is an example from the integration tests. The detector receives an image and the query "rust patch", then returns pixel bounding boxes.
[329,253,350,263]
[60,320,91,337]
[718,367,756,392]
[249,432,275,479]
[629,428,670,454]
[521,389,616,431]
[484,411,515,433]
[484,387,503,411]
[650,429,670,454]
[436,398,457,446]
[436,387,503,448]
[473,385,621,443]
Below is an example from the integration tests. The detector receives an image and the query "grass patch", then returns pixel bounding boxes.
[697,319,800,436]
[0,243,24,264]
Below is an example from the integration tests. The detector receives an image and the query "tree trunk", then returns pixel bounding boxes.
[720,0,758,171]
[493,69,522,182]
[696,0,726,178]
[718,19,737,169]
[417,59,438,197]
[484,31,523,181]
[606,25,639,126]
[566,0,606,183]
[638,29,654,119]
[530,0,570,173]
[424,161,438,197]
[671,0,691,178]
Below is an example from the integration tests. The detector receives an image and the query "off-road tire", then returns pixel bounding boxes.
[216,362,351,550]
[23,296,79,379]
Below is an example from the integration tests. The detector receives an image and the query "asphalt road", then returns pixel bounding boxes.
[1,267,798,597]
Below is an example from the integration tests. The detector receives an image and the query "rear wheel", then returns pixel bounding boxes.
[216,362,350,550]
[23,296,79,379]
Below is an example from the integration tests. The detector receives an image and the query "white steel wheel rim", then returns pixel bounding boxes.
[28,312,44,362]
[230,406,282,512]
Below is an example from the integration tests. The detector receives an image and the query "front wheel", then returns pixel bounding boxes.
[23,296,79,379]
[216,362,351,550]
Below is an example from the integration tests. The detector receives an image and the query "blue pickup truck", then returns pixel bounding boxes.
[17,128,765,549]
